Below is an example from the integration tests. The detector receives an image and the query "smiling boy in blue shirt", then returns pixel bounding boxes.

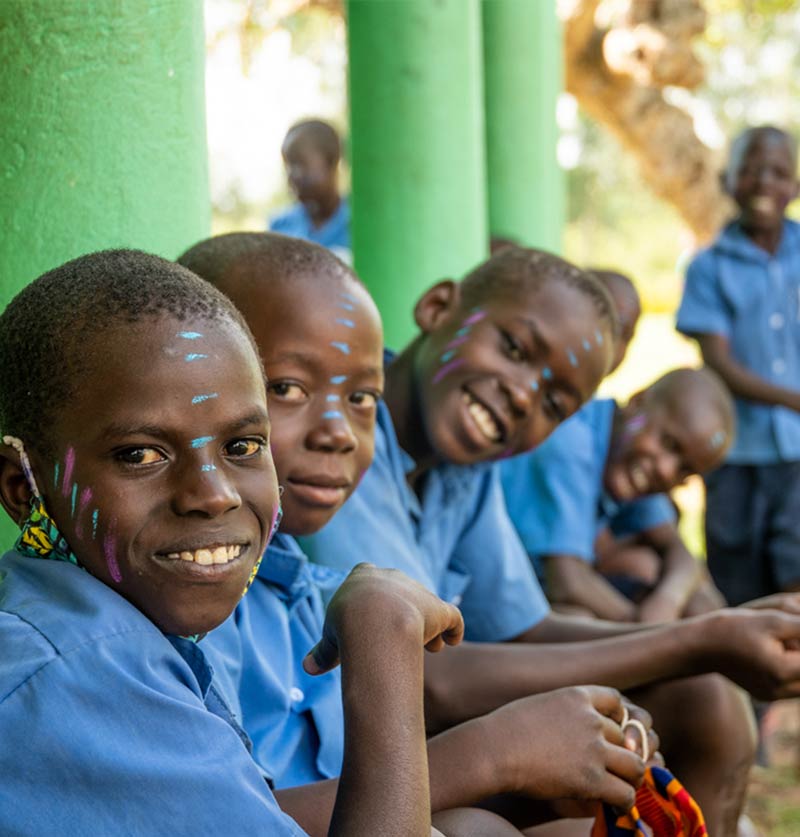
[678,125,800,607]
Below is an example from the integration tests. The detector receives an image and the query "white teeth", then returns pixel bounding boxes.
[167,545,243,565]
[467,399,501,442]
[752,196,775,213]
[630,466,648,492]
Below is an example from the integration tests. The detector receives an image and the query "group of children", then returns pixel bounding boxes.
[3,125,800,836]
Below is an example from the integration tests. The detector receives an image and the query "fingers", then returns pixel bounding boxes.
[604,742,646,791]
[423,603,465,653]
[595,771,638,811]
[585,685,627,723]
[303,632,340,676]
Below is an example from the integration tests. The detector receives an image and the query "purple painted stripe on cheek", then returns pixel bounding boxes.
[432,358,465,384]
[462,310,486,326]
[104,524,122,583]
[62,447,75,497]
[445,335,469,351]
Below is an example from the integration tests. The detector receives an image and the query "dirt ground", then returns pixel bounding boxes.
[744,701,800,836]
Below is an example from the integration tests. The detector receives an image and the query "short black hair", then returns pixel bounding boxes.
[177,231,360,293]
[646,367,735,436]
[0,249,256,456]
[726,125,798,190]
[282,119,341,165]
[460,247,620,343]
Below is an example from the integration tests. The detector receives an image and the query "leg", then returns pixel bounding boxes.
[630,674,757,837]
[682,570,726,616]
[433,808,524,836]
[764,461,800,595]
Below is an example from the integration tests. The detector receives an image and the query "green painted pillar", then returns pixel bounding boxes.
[0,0,210,548]
[347,0,488,348]
[482,0,564,253]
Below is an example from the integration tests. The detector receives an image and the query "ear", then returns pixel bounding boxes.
[413,280,461,335]
[0,445,33,527]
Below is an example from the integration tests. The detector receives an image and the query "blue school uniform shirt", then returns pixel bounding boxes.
[300,399,550,643]
[500,399,676,573]
[677,218,800,464]
[0,551,307,836]
[205,533,346,789]
[268,198,351,259]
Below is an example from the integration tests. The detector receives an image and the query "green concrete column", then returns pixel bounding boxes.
[482,0,564,252]
[0,0,210,547]
[347,0,488,348]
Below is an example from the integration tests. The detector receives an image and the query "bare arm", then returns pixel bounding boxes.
[635,523,701,623]
[697,333,800,411]
[544,553,637,622]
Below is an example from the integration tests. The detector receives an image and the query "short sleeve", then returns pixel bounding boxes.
[0,632,308,836]
[500,414,601,562]
[452,467,550,642]
[676,250,731,338]
[609,494,677,539]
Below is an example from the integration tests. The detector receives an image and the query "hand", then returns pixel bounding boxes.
[636,590,684,624]
[702,608,800,699]
[484,686,649,810]
[303,563,464,675]
[740,592,800,616]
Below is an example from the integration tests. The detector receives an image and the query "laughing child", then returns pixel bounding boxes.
[500,368,731,623]
[302,245,800,834]
[0,249,466,837]
[182,233,653,837]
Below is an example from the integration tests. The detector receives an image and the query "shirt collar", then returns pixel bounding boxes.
[255,533,312,601]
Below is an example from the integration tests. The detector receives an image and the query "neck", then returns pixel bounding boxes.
[739,217,784,255]
[304,191,340,227]
[383,340,439,488]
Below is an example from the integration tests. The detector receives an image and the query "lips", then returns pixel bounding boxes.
[287,474,351,508]
[461,391,507,445]
[750,195,777,214]
[153,541,250,581]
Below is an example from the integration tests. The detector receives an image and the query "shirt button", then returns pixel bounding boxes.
[773,358,787,375]
[289,687,304,702]
[450,594,463,606]
[770,313,785,329]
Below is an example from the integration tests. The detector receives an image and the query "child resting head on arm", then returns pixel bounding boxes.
[0,249,462,837]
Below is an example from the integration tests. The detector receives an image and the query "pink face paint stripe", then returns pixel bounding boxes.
[445,335,470,351]
[74,487,93,540]
[432,358,465,384]
[462,310,486,326]
[104,523,122,583]
[62,447,75,496]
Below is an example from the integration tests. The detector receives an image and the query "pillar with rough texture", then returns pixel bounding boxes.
[0,0,210,548]
[482,0,564,252]
[347,0,488,348]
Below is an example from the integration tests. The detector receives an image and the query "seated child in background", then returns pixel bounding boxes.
[181,233,653,837]
[677,125,800,607]
[0,249,466,837]
[269,119,351,263]
[500,368,730,623]
[301,245,800,835]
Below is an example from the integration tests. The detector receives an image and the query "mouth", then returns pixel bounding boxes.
[157,543,245,566]
[461,391,506,445]
[629,463,650,495]
[287,475,351,508]
[750,195,777,214]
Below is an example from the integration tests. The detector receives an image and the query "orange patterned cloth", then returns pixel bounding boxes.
[592,765,707,837]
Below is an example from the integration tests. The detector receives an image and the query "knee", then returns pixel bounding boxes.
[432,808,522,836]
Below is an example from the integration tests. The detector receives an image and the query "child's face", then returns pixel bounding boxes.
[730,133,799,231]
[36,316,279,636]
[604,390,729,502]
[282,133,337,206]
[413,281,613,465]
[233,278,384,536]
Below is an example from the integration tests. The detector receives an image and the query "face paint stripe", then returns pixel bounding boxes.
[462,310,486,326]
[323,410,344,420]
[568,349,578,367]
[104,525,122,583]
[338,302,355,311]
[330,375,347,384]
[335,318,355,328]
[190,436,215,449]
[326,394,340,402]
[531,379,539,391]
[185,353,209,362]
[595,330,604,345]
[341,292,358,303]
[178,332,203,340]
[582,338,592,351]
[432,358,465,384]
[445,335,470,351]
[330,341,350,355]
[70,483,78,516]
[440,350,456,363]
[54,462,60,489]
[455,327,470,337]
[191,393,218,405]
[91,509,99,539]
[62,447,75,497]
[542,367,553,381]
[201,464,217,472]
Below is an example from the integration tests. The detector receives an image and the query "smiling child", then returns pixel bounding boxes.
[0,249,465,837]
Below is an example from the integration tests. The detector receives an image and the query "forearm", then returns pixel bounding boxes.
[332,618,430,837]
[424,620,703,730]
[276,781,339,837]
[652,541,700,609]
[545,554,636,622]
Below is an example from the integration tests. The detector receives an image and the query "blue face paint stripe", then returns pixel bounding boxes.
[326,394,340,402]
[531,379,539,391]
[54,462,60,488]
[455,327,470,337]
[201,464,217,472]
[70,484,78,516]
[330,375,347,384]
[330,342,351,355]
[568,349,578,367]
[595,330,604,345]
[323,410,344,420]
[440,350,455,363]
[341,292,358,303]
[542,367,553,381]
[191,393,218,405]
[92,509,99,539]
[338,302,355,311]
[190,436,215,449]
[582,338,592,351]
[185,353,208,362]
[335,318,355,328]
[178,332,203,340]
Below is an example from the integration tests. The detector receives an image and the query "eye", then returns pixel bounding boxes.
[349,390,381,409]
[661,432,680,454]
[268,381,307,402]
[115,447,165,466]
[501,330,524,362]
[543,393,568,424]
[224,438,267,458]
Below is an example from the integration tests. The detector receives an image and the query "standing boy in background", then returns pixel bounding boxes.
[677,125,800,606]
[269,119,351,263]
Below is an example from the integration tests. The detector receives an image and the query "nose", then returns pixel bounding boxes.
[505,372,534,418]
[306,408,357,453]
[171,462,242,518]
[653,450,681,491]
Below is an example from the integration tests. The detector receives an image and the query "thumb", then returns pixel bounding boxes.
[303,632,341,676]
